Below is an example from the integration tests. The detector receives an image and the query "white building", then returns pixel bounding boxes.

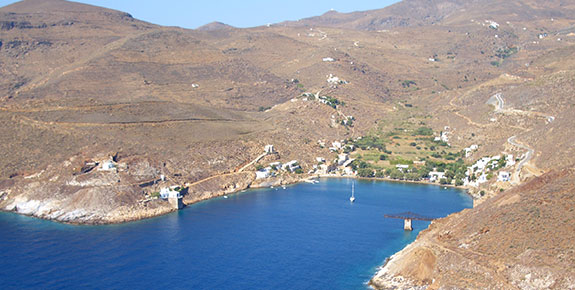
[269,162,282,170]
[506,154,515,167]
[327,74,347,85]
[472,157,492,172]
[343,167,355,176]
[498,171,510,182]
[429,171,445,182]
[322,57,335,62]
[282,160,300,172]
[396,164,410,172]
[316,157,326,163]
[487,20,499,29]
[332,141,342,150]
[264,145,275,154]
[440,131,449,143]
[256,168,272,179]
[477,173,488,184]
[338,153,349,165]
[160,186,181,199]
[317,164,329,175]
[99,160,116,171]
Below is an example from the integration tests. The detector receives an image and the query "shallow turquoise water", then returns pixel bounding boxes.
[0,178,471,289]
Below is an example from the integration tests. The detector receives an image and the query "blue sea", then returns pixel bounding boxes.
[0,178,472,289]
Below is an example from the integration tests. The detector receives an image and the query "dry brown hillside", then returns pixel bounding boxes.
[0,6,574,286]
[371,167,575,289]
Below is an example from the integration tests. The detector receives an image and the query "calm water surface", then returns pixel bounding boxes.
[0,178,472,289]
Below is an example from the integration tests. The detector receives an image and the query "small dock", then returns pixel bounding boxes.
[384,212,435,231]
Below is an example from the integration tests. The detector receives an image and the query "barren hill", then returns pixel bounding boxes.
[286,0,575,30]
[1,0,575,286]
[371,167,575,289]
[197,21,235,31]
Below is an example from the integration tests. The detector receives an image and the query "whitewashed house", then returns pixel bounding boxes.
[160,186,181,199]
[269,162,282,170]
[498,171,510,182]
[338,153,349,165]
[487,20,499,29]
[99,160,116,171]
[506,155,515,167]
[317,164,329,175]
[396,164,410,172]
[322,57,335,62]
[472,157,492,172]
[264,145,275,154]
[256,168,272,179]
[316,157,326,163]
[332,141,342,150]
[343,167,355,176]
[477,173,488,184]
[282,160,300,172]
[429,171,445,182]
[327,74,347,85]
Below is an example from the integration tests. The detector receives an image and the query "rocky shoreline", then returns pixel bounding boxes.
[0,165,312,225]
[368,169,575,289]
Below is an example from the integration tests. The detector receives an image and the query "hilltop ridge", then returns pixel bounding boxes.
[284,0,575,30]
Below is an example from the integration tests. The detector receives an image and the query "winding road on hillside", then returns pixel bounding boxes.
[507,136,535,183]
[451,90,553,184]
[238,152,268,173]
[495,93,504,110]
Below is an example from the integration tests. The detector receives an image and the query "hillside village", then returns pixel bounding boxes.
[252,126,521,197]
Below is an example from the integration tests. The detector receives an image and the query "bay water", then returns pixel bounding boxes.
[0,178,472,289]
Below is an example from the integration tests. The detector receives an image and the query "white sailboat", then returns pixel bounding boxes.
[349,182,356,202]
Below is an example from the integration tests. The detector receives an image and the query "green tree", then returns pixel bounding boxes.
[389,169,405,180]
[357,168,374,177]
[415,127,434,136]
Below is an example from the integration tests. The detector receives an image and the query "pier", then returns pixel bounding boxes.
[384,212,435,231]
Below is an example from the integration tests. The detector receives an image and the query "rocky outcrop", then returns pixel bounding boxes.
[0,155,176,224]
[184,172,256,204]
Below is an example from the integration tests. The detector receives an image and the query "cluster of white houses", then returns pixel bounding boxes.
[464,154,515,186]
[255,160,301,179]
[326,74,348,86]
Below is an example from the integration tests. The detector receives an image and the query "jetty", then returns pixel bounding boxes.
[384,212,435,231]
